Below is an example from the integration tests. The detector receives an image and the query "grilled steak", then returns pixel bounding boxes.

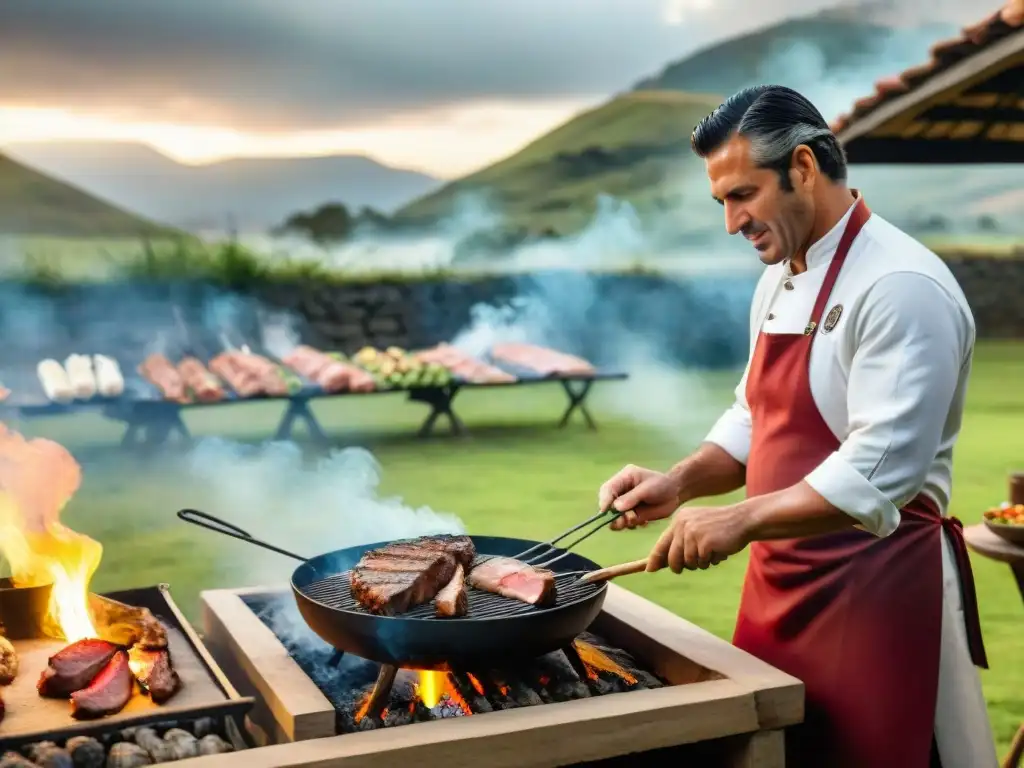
[37,639,118,698]
[417,535,476,569]
[0,635,17,685]
[434,564,468,617]
[71,650,133,719]
[129,647,181,704]
[469,557,557,606]
[351,551,456,616]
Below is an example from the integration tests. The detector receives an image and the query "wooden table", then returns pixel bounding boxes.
[965,524,1024,768]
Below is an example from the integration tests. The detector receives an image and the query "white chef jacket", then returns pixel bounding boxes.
[706,199,997,766]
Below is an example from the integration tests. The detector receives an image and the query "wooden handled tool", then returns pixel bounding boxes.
[579,558,650,584]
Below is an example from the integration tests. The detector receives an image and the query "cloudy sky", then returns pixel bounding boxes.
[0,0,978,177]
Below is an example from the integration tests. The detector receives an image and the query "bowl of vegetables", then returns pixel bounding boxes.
[983,503,1024,546]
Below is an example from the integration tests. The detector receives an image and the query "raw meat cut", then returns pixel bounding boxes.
[469,557,557,606]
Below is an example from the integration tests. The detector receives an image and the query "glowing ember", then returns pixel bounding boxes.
[575,640,637,685]
[0,425,100,642]
[466,674,486,696]
[416,670,445,708]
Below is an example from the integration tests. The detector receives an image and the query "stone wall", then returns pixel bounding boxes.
[0,254,1019,380]
[940,252,1024,338]
[256,271,757,370]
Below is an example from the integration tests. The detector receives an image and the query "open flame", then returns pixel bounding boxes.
[0,425,100,642]
[416,670,445,708]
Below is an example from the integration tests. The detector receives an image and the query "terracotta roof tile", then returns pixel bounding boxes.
[830,0,1024,134]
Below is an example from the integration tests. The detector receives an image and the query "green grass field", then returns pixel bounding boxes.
[9,340,1024,755]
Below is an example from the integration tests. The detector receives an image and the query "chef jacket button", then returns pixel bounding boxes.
[784,280,794,290]
[767,313,775,320]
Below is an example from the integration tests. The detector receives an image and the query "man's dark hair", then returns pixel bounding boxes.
[690,85,848,189]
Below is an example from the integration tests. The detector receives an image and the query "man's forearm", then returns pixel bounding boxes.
[739,481,860,540]
[668,442,747,505]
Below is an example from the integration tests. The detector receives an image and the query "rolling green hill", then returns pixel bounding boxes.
[0,151,169,237]
[633,11,951,97]
[394,91,722,234]
[394,5,998,241]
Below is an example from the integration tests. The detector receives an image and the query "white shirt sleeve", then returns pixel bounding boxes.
[803,272,971,537]
[704,365,752,465]
[704,272,771,465]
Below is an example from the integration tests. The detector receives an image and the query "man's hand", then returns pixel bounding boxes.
[598,465,682,530]
[647,504,753,572]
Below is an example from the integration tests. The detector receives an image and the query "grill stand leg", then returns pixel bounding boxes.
[409,384,466,438]
[364,664,398,721]
[274,398,329,445]
[326,650,345,668]
[558,379,596,429]
[114,404,192,452]
[561,642,591,683]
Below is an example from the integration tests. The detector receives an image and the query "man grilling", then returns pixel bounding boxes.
[597,85,995,768]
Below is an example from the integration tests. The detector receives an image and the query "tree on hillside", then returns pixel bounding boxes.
[273,202,353,242]
[273,202,397,242]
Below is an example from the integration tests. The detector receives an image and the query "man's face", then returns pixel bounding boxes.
[706,134,815,266]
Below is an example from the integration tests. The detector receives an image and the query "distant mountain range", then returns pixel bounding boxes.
[0,152,167,237]
[3,142,441,234]
[5,0,1017,242]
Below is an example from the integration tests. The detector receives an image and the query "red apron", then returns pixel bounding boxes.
[733,198,988,768]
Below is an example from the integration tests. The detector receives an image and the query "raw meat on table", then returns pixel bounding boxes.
[177,357,225,402]
[139,354,188,402]
[490,342,596,377]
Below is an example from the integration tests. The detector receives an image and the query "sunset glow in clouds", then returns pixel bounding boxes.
[0,99,599,178]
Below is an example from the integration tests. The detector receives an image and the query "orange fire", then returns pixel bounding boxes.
[0,425,100,642]
[353,669,473,723]
[575,640,637,684]
[416,670,445,708]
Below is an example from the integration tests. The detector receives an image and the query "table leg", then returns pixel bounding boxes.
[118,406,191,452]
[726,729,785,768]
[1002,563,1024,768]
[558,379,596,429]
[408,385,466,438]
[274,399,329,445]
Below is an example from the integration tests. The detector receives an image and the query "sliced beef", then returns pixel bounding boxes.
[434,564,468,617]
[469,557,557,607]
[350,551,456,615]
[128,647,181,704]
[37,639,118,698]
[70,650,134,719]
[0,635,17,685]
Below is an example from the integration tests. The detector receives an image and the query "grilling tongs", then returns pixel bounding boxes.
[487,506,651,585]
